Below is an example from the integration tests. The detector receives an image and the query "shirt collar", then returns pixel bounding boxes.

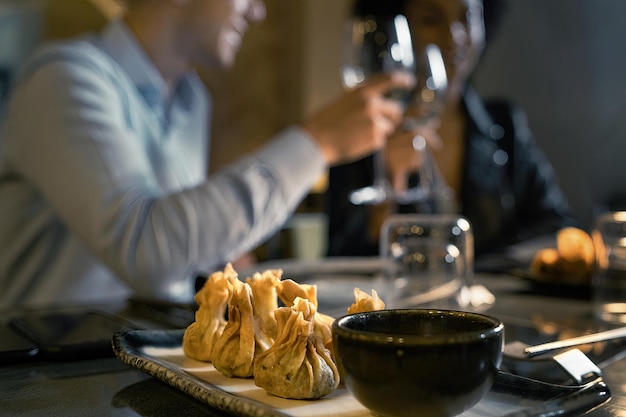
[99,19,167,109]
[97,19,195,127]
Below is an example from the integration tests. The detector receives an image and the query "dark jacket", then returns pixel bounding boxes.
[325,87,577,259]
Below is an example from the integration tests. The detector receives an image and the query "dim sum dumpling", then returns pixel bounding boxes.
[182,263,236,362]
[211,277,256,378]
[346,288,385,314]
[254,297,340,399]
[277,279,334,345]
[246,268,282,342]
[326,287,386,366]
[277,278,318,308]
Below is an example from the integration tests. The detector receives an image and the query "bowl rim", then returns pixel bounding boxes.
[332,308,504,345]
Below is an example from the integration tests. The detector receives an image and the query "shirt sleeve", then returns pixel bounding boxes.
[5,46,326,301]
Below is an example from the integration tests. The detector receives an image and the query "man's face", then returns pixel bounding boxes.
[405,0,485,86]
[178,0,266,69]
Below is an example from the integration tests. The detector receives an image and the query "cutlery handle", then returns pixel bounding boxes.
[524,326,626,357]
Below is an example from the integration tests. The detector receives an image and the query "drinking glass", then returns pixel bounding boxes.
[379,214,474,309]
[342,14,449,208]
[396,43,450,206]
[592,211,626,324]
[341,11,415,206]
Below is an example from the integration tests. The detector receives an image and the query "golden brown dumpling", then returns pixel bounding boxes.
[254,297,340,399]
[277,279,318,308]
[211,277,256,378]
[246,269,282,343]
[182,263,236,362]
[346,288,385,314]
[277,279,334,345]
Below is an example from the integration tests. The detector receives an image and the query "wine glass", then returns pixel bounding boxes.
[341,12,416,206]
[395,43,450,207]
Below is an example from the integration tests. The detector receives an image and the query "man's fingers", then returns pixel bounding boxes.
[359,71,416,96]
[376,96,405,125]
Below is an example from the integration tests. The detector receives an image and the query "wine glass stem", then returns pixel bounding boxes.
[373,149,390,189]
[414,135,433,193]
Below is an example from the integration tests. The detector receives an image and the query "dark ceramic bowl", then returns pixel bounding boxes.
[332,309,504,417]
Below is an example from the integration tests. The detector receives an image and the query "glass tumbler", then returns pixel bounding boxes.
[592,211,626,324]
[380,214,474,309]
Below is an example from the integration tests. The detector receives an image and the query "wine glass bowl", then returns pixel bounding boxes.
[397,43,450,208]
[403,43,448,130]
[341,6,449,207]
[342,11,416,206]
[341,13,415,89]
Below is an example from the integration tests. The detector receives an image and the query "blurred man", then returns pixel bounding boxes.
[0,0,413,310]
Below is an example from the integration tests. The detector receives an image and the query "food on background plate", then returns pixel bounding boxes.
[557,227,595,266]
[183,263,386,399]
[529,227,595,285]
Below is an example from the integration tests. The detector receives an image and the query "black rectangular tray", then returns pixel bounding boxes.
[112,329,610,417]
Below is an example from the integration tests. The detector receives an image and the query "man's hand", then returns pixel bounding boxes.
[386,119,442,192]
[303,71,415,166]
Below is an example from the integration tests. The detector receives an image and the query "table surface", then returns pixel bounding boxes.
[2,267,626,417]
